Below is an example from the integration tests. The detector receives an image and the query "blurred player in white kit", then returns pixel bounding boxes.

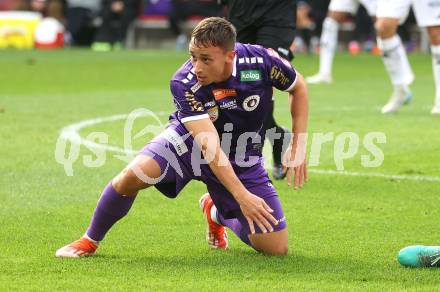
[376,0,440,114]
[306,0,377,84]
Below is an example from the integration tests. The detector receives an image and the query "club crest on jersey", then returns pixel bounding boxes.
[240,70,261,82]
[212,88,237,101]
[242,95,260,111]
[207,105,219,122]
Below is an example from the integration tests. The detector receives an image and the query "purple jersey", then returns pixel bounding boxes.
[169,42,297,161]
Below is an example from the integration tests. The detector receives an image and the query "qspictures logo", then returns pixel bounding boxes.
[240,70,261,82]
[55,108,389,181]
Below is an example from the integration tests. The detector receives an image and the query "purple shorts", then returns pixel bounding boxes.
[230,195,287,234]
[139,123,287,232]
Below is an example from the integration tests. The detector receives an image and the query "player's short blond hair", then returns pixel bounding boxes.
[191,17,236,52]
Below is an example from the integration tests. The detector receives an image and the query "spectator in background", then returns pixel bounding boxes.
[144,0,171,16]
[0,0,21,10]
[17,0,65,22]
[92,0,141,51]
[169,0,223,50]
[17,0,47,13]
[65,0,101,46]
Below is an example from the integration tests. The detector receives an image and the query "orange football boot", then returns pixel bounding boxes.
[199,193,228,250]
[55,237,98,258]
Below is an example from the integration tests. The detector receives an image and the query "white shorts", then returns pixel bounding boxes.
[377,0,440,27]
[329,0,377,16]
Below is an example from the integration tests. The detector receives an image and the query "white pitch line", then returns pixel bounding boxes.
[308,169,440,183]
[60,113,440,183]
[59,111,168,155]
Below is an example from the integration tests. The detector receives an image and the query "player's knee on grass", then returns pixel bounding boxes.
[249,228,289,256]
[375,18,399,39]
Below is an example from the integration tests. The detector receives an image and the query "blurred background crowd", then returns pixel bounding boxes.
[0,0,420,53]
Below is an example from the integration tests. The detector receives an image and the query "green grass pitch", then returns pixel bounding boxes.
[1,49,439,290]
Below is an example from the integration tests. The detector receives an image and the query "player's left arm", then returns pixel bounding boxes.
[264,48,309,189]
[285,73,308,189]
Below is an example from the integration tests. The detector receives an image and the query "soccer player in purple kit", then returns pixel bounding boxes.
[56,17,308,257]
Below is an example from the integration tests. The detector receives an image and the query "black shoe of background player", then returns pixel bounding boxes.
[272,127,291,180]
[272,163,287,180]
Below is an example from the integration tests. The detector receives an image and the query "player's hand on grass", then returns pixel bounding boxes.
[236,192,278,234]
[286,159,307,189]
[283,143,308,189]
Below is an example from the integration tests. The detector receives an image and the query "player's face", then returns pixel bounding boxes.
[189,39,235,85]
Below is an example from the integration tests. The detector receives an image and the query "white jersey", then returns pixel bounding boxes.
[329,0,377,16]
[377,0,440,27]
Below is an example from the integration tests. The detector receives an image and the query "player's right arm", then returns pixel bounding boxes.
[184,117,278,234]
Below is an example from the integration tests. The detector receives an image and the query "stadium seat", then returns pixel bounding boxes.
[125,14,203,49]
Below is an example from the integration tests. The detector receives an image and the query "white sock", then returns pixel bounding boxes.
[431,45,440,107]
[210,204,221,225]
[319,17,339,77]
[377,35,414,86]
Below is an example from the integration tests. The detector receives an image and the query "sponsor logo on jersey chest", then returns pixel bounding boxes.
[212,88,237,101]
[240,70,261,82]
[219,99,237,110]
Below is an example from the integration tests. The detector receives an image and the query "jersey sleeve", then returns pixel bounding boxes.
[170,80,209,123]
[265,48,298,92]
